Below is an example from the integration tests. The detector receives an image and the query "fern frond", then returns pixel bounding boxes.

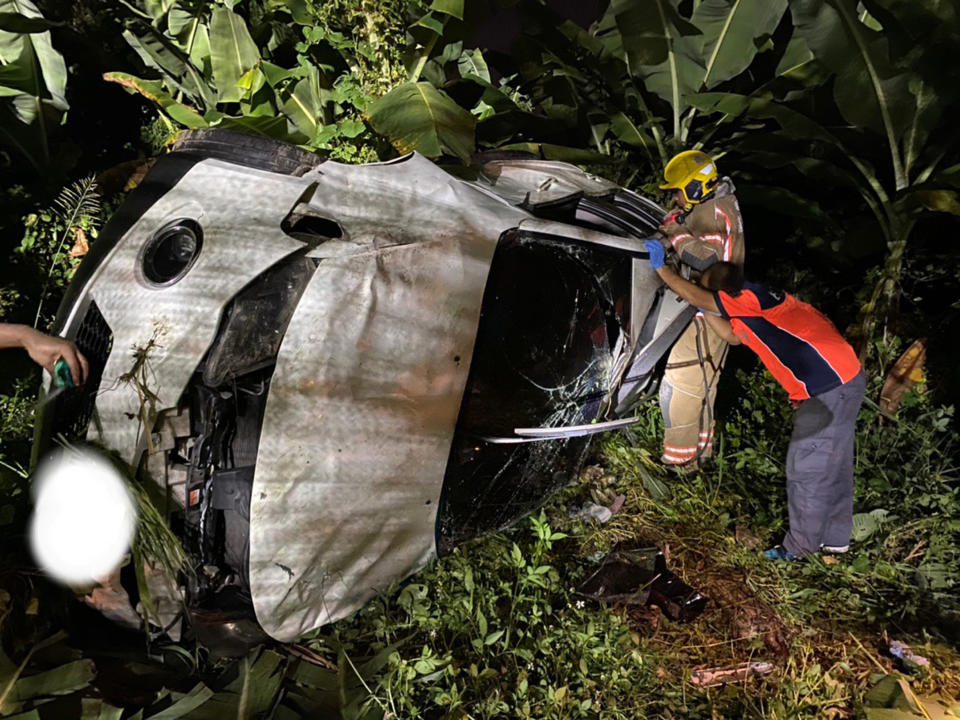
[33,175,103,329]
[53,174,101,231]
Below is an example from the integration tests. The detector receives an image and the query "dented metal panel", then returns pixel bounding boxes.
[249,152,528,640]
[250,235,497,641]
[86,161,311,462]
[476,158,620,207]
[298,153,528,250]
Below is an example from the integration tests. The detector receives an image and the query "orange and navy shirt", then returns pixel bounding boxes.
[713,282,861,401]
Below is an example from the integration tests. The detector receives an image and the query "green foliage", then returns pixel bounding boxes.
[685,0,960,337]
[0,0,68,173]
[0,176,103,510]
[303,511,666,719]
[684,354,960,628]
[0,377,35,442]
[106,0,422,162]
[365,81,475,162]
[0,632,95,717]
[13,175,101,330]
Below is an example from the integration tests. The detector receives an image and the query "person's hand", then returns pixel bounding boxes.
[658,209,683,236]
[21,328,89,385]
[644,239,666,270]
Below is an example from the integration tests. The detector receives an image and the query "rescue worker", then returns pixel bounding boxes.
[0,323,88,384]
[645,247,866,560]
[655,150,745,471]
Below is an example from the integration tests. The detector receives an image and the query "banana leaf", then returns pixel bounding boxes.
[0,11,58,33]
[180,651,285,720]
[209,7,260,104]
[498,142,614,164]
[774,35,815,78]
[143,0,175,24]
[168,0,208,40]
[104,71,209,129]
[0,100,48,172]
[12,660,95,701]
[905,189,960,217]
[602,0,702,135]
[144,682,214,719]
[691,0,788,89]
[430,0,464,20]
[457,48,489,83]
[186,20,211,79]
[861,1,956,177]
[685,91,835,143]
[0,632,93,716]
[280,66,323,140]
[0,0,66,111]
[788,0,913,186]
[0,43,37,95]
[930,163,960,188]
[0,0,66,173]
[609,111,658,158]
[122,28,192,98]
[217,114,300,142]
[365,81,475,162]
[80,698,124,720]
[261,61,300,88]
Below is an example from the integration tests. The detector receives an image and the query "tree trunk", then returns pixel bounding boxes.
[856,214,916,362]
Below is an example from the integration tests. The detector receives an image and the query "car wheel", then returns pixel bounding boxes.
[171,128,324,176]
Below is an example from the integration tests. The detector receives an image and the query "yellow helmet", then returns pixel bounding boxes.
[659,150,719,208]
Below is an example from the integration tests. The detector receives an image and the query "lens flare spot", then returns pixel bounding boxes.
[29,449,137,586]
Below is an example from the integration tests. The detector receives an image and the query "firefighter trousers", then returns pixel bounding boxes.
[659,316,728,466]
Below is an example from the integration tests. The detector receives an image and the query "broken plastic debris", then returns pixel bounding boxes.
[570,493,626,524]
[570,502,613,523]
[690,662,774,687]
[608,493,626,515]
[575,544,708,622]
[889,640,930,672]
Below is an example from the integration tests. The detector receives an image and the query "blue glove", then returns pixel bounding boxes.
[644,239,666,270]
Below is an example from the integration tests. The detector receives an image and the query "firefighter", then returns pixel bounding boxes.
[655,150,745,471]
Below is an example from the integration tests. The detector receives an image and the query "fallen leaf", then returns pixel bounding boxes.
[822,707,851,719]
[735,525,762,550]
[608,494,626,515]
[69,227,89,258]
[879,339,926,415]
[690,661,774,687]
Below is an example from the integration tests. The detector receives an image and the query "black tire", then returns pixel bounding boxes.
[171,128,324,176]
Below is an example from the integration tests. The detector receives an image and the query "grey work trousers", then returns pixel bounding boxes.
[782,370,866,557]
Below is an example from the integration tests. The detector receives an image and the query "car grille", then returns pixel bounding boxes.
[50,301,113,440]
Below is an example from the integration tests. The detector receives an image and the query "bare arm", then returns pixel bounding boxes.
[0,323,88,384]
[654,264,721,314]
[701,311,741,345]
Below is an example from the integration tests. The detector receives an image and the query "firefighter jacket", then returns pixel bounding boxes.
[662,178,745,273]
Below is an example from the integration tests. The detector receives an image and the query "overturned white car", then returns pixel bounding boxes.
[35,130,694,644]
